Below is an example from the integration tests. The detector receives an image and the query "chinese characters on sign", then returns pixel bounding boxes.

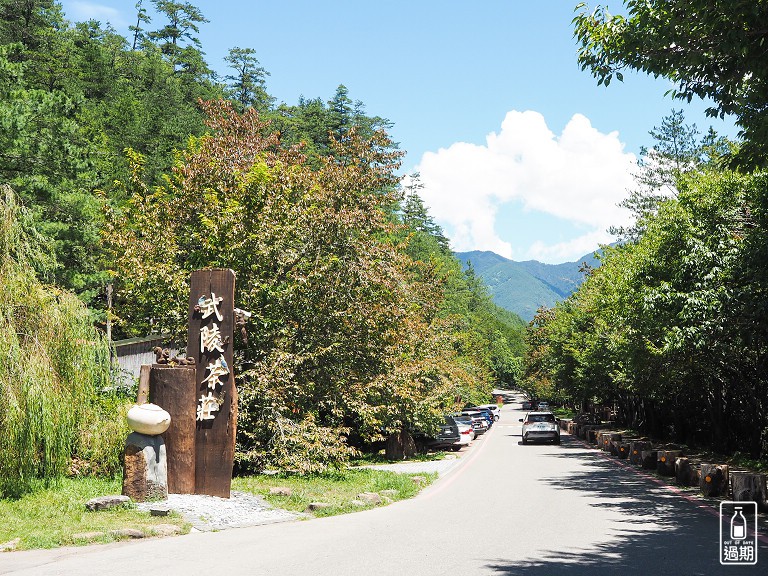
[196,293,229,421]
[720,501,758,566]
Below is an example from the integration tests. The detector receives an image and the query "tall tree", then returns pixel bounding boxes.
[612,110,731,240]
[148,0,209,76]
[328,84,354,142]
[224,47,272,111]
[0,0,57,49]
[129,0,150,50]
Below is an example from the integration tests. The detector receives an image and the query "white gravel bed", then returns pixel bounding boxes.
[137,491,297,532]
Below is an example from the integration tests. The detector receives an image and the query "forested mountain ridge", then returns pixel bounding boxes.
[456,250,600,321]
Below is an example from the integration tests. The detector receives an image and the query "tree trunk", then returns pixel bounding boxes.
[700,463,729,497]
[731,472,768,511]
[385,429,417,461]
[615,442,630,460]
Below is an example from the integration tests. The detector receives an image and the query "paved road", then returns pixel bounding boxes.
[4,396,766,575]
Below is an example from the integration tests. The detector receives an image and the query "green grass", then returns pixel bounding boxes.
[1,468,436,550]
[349,450,449,466]
[0,477,189,550]
[233,468,436,517]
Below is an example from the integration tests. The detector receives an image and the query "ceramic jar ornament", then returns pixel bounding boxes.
[126,403,171,435]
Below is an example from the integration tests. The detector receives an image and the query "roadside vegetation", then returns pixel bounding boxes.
[0,0,522,518]
[525,2,768,466]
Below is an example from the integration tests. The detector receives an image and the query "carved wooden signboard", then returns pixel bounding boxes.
[187,268,237,497]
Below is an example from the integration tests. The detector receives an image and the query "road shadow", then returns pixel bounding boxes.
[484,437,766,575]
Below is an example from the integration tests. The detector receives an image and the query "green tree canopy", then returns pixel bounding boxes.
[105,100,490,471]
[573,1,764,166]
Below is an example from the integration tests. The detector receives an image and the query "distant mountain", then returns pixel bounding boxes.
[456,250,601,322]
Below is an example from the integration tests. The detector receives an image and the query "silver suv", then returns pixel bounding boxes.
[519,411,560,445]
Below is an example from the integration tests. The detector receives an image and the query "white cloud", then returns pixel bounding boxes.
[64,2,127,29]
[414,110,636,263]
[526,231,608,264]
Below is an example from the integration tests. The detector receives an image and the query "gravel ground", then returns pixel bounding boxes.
[136,491,298,532]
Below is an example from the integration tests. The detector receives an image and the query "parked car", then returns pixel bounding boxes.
[463,408,493,430]
[453,415,476,441]
[521,400,532,410]
[537,401,550,410]
[472,404,501,421]
[460,411,489,435]
[452,416,474,449]
[519,411,560,445]
[465,407,494,428]
[477,408,495,428]
[428,415,461,448]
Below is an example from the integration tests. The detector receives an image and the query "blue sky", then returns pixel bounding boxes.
[61,0,737,263]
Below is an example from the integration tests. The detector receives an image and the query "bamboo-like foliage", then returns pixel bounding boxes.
[0,186,111,497]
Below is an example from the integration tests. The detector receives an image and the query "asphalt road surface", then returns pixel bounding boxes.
[4,395,766,575]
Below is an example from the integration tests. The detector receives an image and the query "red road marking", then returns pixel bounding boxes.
[421,424,497,500]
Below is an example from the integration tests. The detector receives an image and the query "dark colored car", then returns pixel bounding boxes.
[428,415,461,448]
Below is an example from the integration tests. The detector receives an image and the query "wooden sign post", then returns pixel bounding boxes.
[149,365,196,494]
[187,268,237,497]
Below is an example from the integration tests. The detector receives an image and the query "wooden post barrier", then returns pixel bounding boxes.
[641,450,658,469]
[700,464,729,497]
[595,431,604,447]
[657,450,683,476]
[615,442,631,460]
[675,457,698,486]
[629,441,652,465]
[731,472,768,511]
[602,433,621,452]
